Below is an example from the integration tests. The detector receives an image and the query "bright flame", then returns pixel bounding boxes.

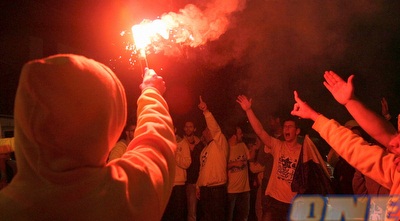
[118,0,246,68]
[131,19,169,56]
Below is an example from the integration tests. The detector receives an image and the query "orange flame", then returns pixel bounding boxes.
[122,0,246,67]
[131,19,169,57]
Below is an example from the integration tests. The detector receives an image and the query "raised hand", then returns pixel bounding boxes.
[236,95,252,111]
[139,68,166,95]
[323,71,355,105]
[198,96,208,112]
[291,91,320,121]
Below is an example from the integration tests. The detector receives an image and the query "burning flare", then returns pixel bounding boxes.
[120,0,246,67]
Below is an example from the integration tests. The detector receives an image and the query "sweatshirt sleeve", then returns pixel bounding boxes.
[312,115,394,190]
[204,111,228,153]
[109,87,176,220]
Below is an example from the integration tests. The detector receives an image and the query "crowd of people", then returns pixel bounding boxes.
[0,54,399,221]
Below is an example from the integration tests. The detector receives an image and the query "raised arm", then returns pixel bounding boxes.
[236,95,272,146]
[291,91,321,121]
[124,68,176,218]
[198,96,221,136]
[198,96,227,145]
[323,71,397,148]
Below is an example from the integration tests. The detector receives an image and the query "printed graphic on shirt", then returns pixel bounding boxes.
[228,154,248,173]
[277,153,297,184]
[201,151,208,167]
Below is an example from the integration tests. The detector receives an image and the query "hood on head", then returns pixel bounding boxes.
[13,54,126,183]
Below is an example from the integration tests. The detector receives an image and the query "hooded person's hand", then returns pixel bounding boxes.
[140,68,166,95]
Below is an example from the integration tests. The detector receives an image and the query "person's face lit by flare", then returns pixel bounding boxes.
[184,121,196,137]
[235,127,243,143]
[283,120,300,142]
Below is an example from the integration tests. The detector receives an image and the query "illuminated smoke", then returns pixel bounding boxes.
[163,0,246,47]
[122,0,246,61]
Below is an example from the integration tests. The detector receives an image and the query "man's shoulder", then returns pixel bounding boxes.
[269,137,286,146]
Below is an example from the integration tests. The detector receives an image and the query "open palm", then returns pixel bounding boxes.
[323,71,355,105]
[236,95,252,111]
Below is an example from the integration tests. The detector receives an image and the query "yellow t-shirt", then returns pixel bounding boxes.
[227,142,250,193]
[265,139,301,203]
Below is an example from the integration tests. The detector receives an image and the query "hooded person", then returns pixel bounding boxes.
[0,54,176,220]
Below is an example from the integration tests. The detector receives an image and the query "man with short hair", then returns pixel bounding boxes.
[227,125,251,221]
[196,96,229,221]
[237,95,302,221]
[182,120,203,221]
[162,121,193,221]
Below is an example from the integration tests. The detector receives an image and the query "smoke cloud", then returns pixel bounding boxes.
[175,0,400,128]
[110,0,400,129]
[163,0,246,47]
[128,0,246,57]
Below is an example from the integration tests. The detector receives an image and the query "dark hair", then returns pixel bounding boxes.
[183,120,197,128]
[281,115,299,128]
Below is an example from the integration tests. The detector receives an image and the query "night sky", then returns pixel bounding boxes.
[1,0,400,137]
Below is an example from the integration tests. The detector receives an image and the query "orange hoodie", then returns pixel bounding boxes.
[0,54,176,220]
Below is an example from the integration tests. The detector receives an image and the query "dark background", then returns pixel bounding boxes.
[1,0,400,137]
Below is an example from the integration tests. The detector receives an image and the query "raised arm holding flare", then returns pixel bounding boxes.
[0,55,176,220]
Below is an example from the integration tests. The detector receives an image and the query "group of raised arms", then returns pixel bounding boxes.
[1,52,400,221]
